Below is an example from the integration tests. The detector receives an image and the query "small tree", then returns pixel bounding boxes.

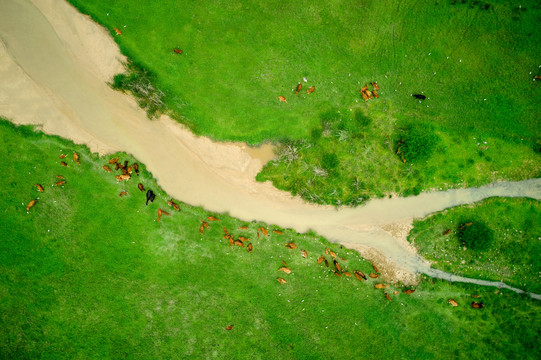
[397,122,440,163]
[458,222,494,251]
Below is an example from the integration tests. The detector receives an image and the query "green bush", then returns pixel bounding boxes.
[321,153,339,172]
[354,110,372,127]
[397,122,441,163]
[458,222,494,251]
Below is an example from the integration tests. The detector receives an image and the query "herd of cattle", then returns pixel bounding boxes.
[25,151,484,313]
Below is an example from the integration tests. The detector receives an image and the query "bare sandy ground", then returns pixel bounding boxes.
[1,0,540,285]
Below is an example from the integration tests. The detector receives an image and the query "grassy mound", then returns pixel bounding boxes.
[409,197,541,293]
[1,118,540,359]
[67,0,541,205]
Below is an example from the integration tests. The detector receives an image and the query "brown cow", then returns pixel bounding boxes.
[173,48,183,54]
[168,200,180,211]
[317,255,325,264]
[360,84,369,93]
[234,240,244,247]
[354,271,366,282]
[285,242,297,249]
[200,224,205,235]
[328,250,337,258]
[259,227,268,236]
[133,163,139,175]
[361,91,369,101]
[103,165,112,173]
[281,260,288,266]
[202,221,209,229]
[238,226,248,230]
[238,236,249,242]
[73,152,80,164]
[375,284,387,289]
[295,83,302,94]
[324,259,329,267]
[334,271,342,277]
[371,82,380,91]
[277,278,287,285]
[207,216,220,221]
[138,183,145,192]
[127,166,133,174]
[301,249,308,258]
[371,90,380,98]
[404,288,416,295]
[343,272,352,277]
[115,163,120,171]
[35,184,44,192]
[372,263,379,273]
[278,267,291,274]
[273,229,283,235]
[247,243,253,252]
[60,161,68,167]
[369,273,379,279]
[119,191,128,197]
[458,222,473,230]
[471,302,484,309]
[56,175,65,179]
[26,199,37,211]
[442,229,451,236]
[59,154,66,159]
[55,180,66,186]
[306,86,315,94]
[534,75,541,80]
[109,157,119,164]
[225,325,234,330]
[278,96,287,103]
[393,291,399,295]
[333,260,342,272]
[448,299,458,307]
[113,28,122,35]
[157,208,170,222]
[118,174,130,181]
[227,235,234,248]
[384,292,392,301]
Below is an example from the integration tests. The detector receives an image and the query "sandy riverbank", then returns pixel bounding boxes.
[1,0,539,285]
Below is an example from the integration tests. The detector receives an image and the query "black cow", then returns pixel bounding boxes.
[413,94,426,100]
[146,190,156,205]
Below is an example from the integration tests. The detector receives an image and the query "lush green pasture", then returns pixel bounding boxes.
[68,0,541,205]
[409,198,541,293]
[1,119,540,359]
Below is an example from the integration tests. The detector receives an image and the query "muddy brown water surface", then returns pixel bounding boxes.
[1,0,540,295]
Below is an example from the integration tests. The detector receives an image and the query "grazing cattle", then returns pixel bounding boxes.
[109,157,119,164]
[301,250,308,258]
[146,190,156,205]
[364,89,373,99]
[103,165,112,173]
[325,248,329,255]
[113,28,122,35]
[225,325,234,330]
[26,199,37,211]
[328,250,337,258]
[277,278,287,285]
[115,175,122,181]
[340,257,347,262]
[278,267,291,274]
[404,288,416,295]
[238,236,249,242]
[168,200,180,211]
[361,91,369,101]
[138,183,145,192]
[372,263,379,273]
[207,216,220,221]
[393,291,399,295]
[533,75,541,80]
[273,229,283,235]
[55,180,66,186]
[115,163,120,171]
[281,260,288,266]
[73,152,80,164]
[223,227,230,235]
[360,84,369,93]
[121,167,129,176]
[56,175,65,179]
[238,226,248,230]
[118,174,130,181]
[123,161,128,169]
[119,191,128,197]
[371,90,380,98]
[448,299,458,307]
[258,227,268,236]
[157,208,170,221]
[384,292,392,301]
[354,271,365,282]
[295,83,302,94]
[278,96,287,103]
[343,272,352,277]
[228,236,234,248]
[324,259,329,267]
[334,271,342,277]
[375,284,387,289]
[317,255,325,264]
[234,240,244,247]
[133,163,139,175]
[369,273,379,279]
[307,86,315,93]
[412,94,426,100]
[59,154,66,159]
[202,221,209,229]
[458,222,473,230]
[173,48,183,54]
[35,184,44,192]
[127,166,133,174]
[60,161,68,167]
[200,224,205,235]
[247,243,253,252]
[471,295,480,298]
[333,260,342,272]
[371,82,380,91]
[285,242,297,249]
[471,302,484,309]
[442,229,451,236]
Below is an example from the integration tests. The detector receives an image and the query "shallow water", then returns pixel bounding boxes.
[1,0,540,290]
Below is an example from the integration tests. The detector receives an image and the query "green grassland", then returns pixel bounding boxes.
[409,197,541,294]
[1,118,540,359]
[67,0,541,205]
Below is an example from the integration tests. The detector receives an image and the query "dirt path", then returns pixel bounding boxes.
[1,0,540,286]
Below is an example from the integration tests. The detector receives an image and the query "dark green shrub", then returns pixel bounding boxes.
[321,153,339,171]
[397,122,440,163]
[354,110,372,127]
[458,222,494,251]
[311,127,323,140]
